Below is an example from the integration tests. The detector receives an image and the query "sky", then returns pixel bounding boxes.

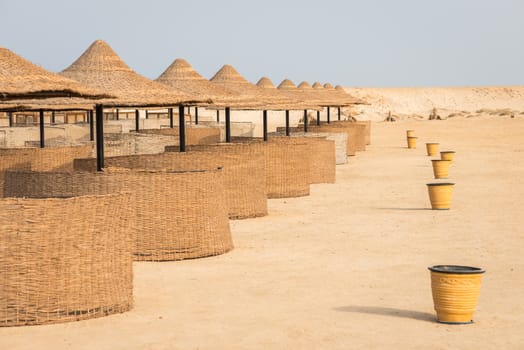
[1,0,523,87]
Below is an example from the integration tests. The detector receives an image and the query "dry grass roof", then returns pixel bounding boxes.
[210,65,319,110]
[60,40,207,108]
[155,58,258,108]
[0,46,111,100]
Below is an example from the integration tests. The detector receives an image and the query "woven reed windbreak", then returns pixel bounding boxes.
[165,144,267,219]
[137,127,221,145]
[0,144,93,171]
[230,137,310,198]
[5,168,233,261]
[308,124,359,156]
[327,121,368,151]
[0,155,31,197]
[75,147,267,220]
[290,136,335,184]
[273,130,348,165]
[356,121,371,145]
[0,193,133,326]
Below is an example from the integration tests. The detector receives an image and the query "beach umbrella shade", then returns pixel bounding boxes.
[209,65,319,141]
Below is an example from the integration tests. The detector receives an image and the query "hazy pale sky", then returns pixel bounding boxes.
[1,0,523,87]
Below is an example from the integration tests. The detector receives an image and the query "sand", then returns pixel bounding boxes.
[345,86,524,121]
[2,114,524,349]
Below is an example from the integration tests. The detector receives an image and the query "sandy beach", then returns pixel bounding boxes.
[1,112,523,349]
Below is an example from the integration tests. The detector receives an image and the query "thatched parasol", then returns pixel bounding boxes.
[0,46,111,101]
[210,66,320,140]
[210,65,318,111]
[60,40,207,108]
[156,58,257,109]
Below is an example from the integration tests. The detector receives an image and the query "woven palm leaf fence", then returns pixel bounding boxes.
[277,136,336,184]
[75,145,267,220]
[137,126,221,145]
[4,168,233,262]
[0,192,133,326]
[223,137,311,198]
[326,121,369,150]
[273,130,348,165]
[0,155,32,197]
[0,144,94,171]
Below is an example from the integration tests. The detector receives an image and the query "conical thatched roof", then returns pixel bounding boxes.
[331,84,367,104]
[312,82,324,89]
[297,81,314,90]
[0,97,99,111]
[155,58,257,108]
[60,40,206,107]
[276,79,299,91]
[0,46,111,100]
[256,77,277,89]
[210,65,318,110]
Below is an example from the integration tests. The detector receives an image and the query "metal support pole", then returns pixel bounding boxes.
[195,107,199,125]
[178,104,186,152]
[168,108,174,128]
[338,107,341,121]
[303,109,308,133]
[135,109,140,131]
[145,110,149,119]
[116,108,119,121]
[216,109,220,123]
[8,112,13,127]
[51,111,56,124]
[225,107,231,143]
[327,106,331,124]
[263,110,268,141]
[95,104,105,171]
[285,110,290,136]
[39,109,45,148]
[317,110,320,126]
[89,110,94,141]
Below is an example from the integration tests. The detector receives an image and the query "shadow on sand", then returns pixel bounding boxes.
[334,305,435,323]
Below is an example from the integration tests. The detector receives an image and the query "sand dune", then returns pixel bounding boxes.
[345,86,524,121]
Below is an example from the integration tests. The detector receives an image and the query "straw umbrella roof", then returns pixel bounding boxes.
[0,46,111,101]
[210,65,319,110]
[256,77,277,89]
[60,40,207,108]
[155,58,258,108]
[312,82,323,89]
[0,97,100,112]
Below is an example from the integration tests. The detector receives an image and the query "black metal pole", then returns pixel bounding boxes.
[89,110,94,141]
[285,110,290,136]
[317,110,320,126]
[263,110,268,141]
[303,109,308,133]
[178,104,186,152]
[116,108,119,121]
[168,108,174,128]
[195,107,199,125]
[51,111,56,124]
[225,106,231,143]
[8,112,13,127]
[327,106,331,124]
[338,107,341,121]
[145,110,149,119]
[95,104,104,171]
[39,109,45,148]
[134,109,140,131]
[216,109,220,123]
